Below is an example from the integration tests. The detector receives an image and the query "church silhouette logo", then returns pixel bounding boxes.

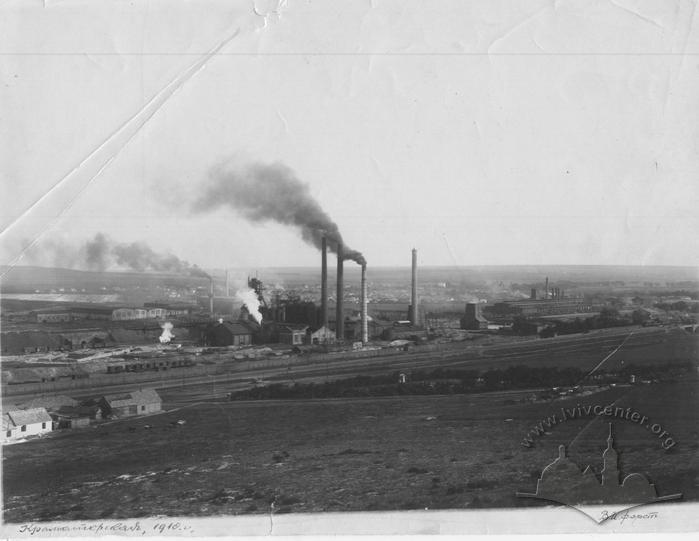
[517,424,681,522]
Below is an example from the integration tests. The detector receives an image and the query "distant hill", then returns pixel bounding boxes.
[1,264,696,294]
[0,266,210,294]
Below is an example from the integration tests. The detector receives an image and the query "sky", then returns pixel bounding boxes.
[1,0,698,271]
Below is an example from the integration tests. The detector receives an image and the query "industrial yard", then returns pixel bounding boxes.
[2,288,698,522]
[2,256,699,523]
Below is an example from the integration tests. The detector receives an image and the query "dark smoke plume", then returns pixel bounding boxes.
[25,233,208,277]
[86,232,110,269]
[193,161,366,265]
[110,241,208,276]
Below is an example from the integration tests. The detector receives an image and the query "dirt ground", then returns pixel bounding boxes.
[2,376,697,522]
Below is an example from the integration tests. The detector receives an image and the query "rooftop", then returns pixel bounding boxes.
[6,407,53,426]
[103,388,161,407]
[19,395,78,411]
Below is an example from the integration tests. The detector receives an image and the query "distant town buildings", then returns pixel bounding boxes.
[30,302,196,324]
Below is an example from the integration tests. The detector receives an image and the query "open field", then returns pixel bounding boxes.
[2,326,697,522]
[2,375,697,522]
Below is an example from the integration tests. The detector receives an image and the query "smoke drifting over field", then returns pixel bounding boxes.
[193,161,366,265]
[23,233,208,276]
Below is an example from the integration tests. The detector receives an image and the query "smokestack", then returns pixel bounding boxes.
[209,277,214,317]
[545,277,549,298]
[531,288,537,300]
[361,264,368,344]
[336,243,344,341]
[410,248,418,325]
[321,237,328,327]
[225,270,230,297]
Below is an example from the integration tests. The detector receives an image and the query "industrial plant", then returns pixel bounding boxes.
[1,252,697,524]
[200,243,424,347]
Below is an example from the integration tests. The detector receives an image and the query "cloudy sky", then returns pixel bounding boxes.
[1,0,698,271]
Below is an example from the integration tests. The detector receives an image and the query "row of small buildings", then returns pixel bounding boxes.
[2,388,162,442]
[32,302,195,323]
[201,318,427,348]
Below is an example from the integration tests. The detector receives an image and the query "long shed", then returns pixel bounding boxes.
[99,388,162,418]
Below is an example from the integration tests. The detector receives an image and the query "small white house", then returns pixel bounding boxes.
[3,407,53,442]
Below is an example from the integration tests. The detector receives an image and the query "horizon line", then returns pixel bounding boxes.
[1,263,698,273]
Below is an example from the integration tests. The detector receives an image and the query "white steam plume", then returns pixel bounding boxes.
[159,321,175,344]
[236,287,263,324]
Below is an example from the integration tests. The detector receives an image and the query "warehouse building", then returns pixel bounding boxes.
[460,302,489,330]
[485,298,592,319]
[112,308,148,321]
[143,302,195,318]
[99,389,162,418]
[202,320,255,347]
[278,324,309,345]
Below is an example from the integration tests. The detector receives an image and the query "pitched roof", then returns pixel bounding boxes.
[54,405,100,418]
[19,395,78,411]
[308,325,334,334]
[103,388,161,408]
[143,302,195,310]
[219,321,254,335]
[6,407,52,426]
[279,324,309,333]
[3,366,88,384]
[130,388,161,404]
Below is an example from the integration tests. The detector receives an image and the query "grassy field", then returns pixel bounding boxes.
[3,375,697,522]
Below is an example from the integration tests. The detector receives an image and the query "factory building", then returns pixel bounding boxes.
[484,282,591,321]
[98,389,162,418]
[278,324,309,345]
[112,303,195,321]
[112,308,148,321]
[343,313,394,341]
[51,406,99,429]
[34,309,72,323]
[201,320,255,347]
[381,322,428,341]
[486,298,591,318]
[460,302,489,330]
[270,300,321,328]
[307,325,336,345]
[33,305,115,323]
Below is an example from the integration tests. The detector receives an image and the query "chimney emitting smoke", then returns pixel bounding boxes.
[193,161,365,265]
[336,243,344,341]
[321,236,328,327]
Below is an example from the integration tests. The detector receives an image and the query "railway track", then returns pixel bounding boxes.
[3,326,689,406]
